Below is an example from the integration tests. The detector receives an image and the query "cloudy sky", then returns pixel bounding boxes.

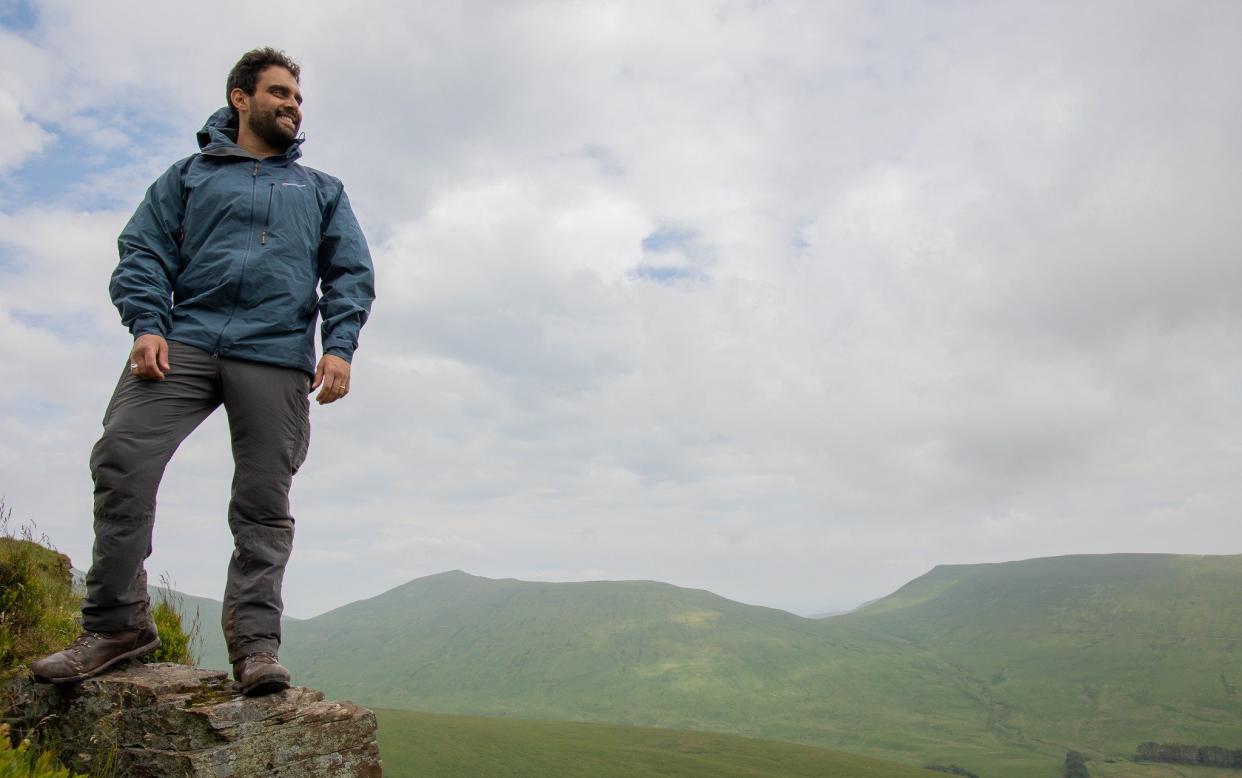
[1,1,1239,619]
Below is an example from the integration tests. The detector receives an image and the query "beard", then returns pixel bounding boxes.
[247,105,300,150]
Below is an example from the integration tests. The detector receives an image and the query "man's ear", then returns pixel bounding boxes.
[229,87,249,115]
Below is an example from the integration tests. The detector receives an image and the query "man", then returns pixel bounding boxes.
[31,48,375,696]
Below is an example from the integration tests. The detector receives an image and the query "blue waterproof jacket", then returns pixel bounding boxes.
[112,108,375,375]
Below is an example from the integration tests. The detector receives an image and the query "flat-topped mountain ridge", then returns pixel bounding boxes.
[182,553,1242,777]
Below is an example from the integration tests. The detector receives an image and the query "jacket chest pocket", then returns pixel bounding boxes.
[262,182,322,257]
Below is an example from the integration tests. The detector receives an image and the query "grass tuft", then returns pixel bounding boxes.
[143,575,200,666]
[0,724,82,778]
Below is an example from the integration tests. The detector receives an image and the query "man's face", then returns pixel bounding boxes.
[239,65,303,150]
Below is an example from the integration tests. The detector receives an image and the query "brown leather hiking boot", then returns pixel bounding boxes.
[30,622,160,684]
[233,651,291,696]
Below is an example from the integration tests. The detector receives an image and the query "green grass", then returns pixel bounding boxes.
[836,554,1242,772]
[0,724,80,778]
[0,532,78,682]
[0,502,86,778]
[373,708,942,777]
[280,557,1242,777]
[143,593,197,666]
[285,573,1020,771]
[1093,762,1242,777]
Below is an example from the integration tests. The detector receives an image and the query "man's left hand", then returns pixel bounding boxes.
[312,354,352,405]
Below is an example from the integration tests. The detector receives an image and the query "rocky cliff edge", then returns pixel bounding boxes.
[6,662,381,777]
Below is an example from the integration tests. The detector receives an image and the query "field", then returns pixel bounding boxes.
[373,708,942,778]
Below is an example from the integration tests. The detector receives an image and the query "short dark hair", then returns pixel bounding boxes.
[226,48,301,109]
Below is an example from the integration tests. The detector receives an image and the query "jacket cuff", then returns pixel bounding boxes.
[324,345,355,363]
[130,314,167,338]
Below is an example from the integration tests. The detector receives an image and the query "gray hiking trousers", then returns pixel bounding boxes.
[83,340,311,662]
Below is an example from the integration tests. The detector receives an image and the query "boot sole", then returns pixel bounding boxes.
[34,636,162,685]
[240,673,292,697]
[240,671,291,695]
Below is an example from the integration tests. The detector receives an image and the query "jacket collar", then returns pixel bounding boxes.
[196,107,304,162]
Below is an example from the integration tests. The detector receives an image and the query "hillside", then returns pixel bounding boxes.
[842,554,1242,638]
[141,554,1242,776]
[836,554,1242,764]
[261,555,1242,776]
[273,570,1028,773]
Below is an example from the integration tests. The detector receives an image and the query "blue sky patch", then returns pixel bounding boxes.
[630,265,703,284]
[3,135,83,206]
[634,224,710,283]
[641,226,696,254]
[0,111,171,210]
[0,0,38,31]
[635,265,690,282]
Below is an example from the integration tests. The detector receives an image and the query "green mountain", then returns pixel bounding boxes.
[278,570,1020,772]
[837,554,1242,766]
[170,555,1242,777]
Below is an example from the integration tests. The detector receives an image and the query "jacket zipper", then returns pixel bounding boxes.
[212,159,261,356]
[260,183,274,245]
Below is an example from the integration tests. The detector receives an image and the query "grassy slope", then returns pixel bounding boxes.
[0,538,78,680]
[282,572,1033,774]
[373,708,942,778]
[280,556,1242,777]
[835,554,1242,770]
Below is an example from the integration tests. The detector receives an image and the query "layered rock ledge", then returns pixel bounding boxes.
[6,662,381,776]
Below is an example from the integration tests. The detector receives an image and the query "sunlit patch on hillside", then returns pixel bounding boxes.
[669,610,723,626]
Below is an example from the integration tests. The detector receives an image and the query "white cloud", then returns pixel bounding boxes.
[0,85,51,172]
[1,1,1240,618]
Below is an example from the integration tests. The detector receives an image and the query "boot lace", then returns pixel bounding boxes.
[65,631,108,656]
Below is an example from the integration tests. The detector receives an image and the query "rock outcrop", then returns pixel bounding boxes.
[7,662,381,776]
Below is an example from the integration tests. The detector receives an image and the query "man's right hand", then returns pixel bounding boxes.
[130,334,171,380]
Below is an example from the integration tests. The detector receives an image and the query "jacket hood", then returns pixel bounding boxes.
[196,107,304,160]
